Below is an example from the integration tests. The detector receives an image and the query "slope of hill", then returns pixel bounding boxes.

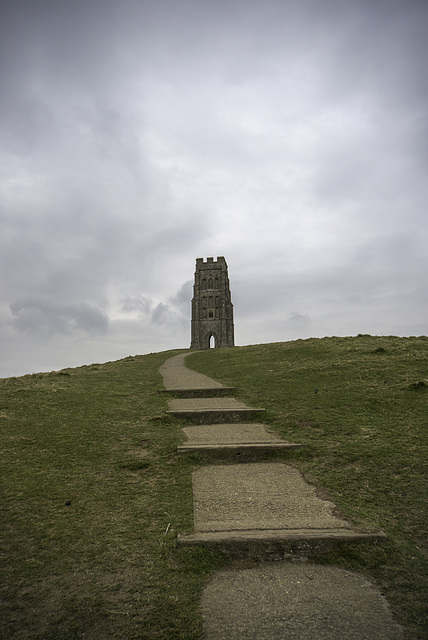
[1,336,427,639]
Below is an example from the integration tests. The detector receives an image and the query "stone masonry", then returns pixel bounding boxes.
[190,257,235,349]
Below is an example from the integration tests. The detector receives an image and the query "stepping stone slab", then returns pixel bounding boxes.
[168,397,255,411]
[181,423,285,444]
[192,463,349,532]
[159,387,235,397]
[202,563,403,639]
[178,424,305,460]
[167,398,265,424]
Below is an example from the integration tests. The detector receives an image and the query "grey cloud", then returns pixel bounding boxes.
[151,303,170,326]
[120,295,153,316]
[150,281,192,330]
[169,280,193,311]
[0,0,427,377]
[287,312,312,330]
[10,299,108,337]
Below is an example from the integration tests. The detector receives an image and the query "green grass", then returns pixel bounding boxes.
[187,335,428,639]
[1,336,427,639]
[1,351,226,640]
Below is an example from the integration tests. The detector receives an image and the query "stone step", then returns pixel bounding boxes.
[181,422,285,444]
[167,397,260,411]
[177,528,387,560]
[201,563,403,640]
[166,395,265,423]
[178,423,304,460]
[158,387,235,398]
[181,463,387,560]
[167,408,265,424]
[177,442,305,461]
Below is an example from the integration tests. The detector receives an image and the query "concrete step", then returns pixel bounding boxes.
[167,407,265,424]
[158,386,235,398]
[181,463,387,560]
[177,528,386,560]
[178,423,305,460]
[181,422,286,444]
[177,442,305,461]
[201,563,403,640]
[166,392,265,423]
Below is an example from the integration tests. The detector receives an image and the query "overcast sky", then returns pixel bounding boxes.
[1,0,427,377]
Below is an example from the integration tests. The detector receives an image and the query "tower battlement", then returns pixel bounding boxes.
[195,256,226,267]
[190,257,234,349]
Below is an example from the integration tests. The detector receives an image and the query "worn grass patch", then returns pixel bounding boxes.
[1,350,226,640]
[187,335,428,640]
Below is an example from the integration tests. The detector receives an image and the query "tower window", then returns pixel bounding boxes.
[208,311,214,318]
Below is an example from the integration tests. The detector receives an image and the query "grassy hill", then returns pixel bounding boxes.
[1,336,427,639]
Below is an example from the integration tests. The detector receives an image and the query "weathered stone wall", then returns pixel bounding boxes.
[190,257,235,349]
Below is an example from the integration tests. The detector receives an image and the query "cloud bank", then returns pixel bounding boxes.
[1,0,427,376]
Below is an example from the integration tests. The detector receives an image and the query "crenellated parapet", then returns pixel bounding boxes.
[195,256,226,267]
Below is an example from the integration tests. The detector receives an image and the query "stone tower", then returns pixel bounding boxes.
[190,257,235,349]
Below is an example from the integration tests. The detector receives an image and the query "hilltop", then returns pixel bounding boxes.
[1,336,427,639]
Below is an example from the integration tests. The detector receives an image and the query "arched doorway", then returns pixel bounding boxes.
[209,334,216,348]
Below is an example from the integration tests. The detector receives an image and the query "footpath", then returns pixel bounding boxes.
[159,352,404,640]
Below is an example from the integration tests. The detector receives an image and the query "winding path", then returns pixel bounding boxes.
[159,351,403,639]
